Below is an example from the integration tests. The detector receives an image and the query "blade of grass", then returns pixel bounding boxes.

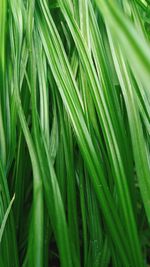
[0,194,15,243]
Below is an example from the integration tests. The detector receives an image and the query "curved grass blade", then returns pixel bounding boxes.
[0,194,15,243]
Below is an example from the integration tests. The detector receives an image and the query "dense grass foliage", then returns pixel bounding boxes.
[0,0,150,266]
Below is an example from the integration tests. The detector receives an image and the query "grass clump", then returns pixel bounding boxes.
[0,0,150,266]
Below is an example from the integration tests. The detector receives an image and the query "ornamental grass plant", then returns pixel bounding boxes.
[0,0,150,266]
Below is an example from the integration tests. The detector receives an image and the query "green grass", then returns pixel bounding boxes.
[0,0,150,266]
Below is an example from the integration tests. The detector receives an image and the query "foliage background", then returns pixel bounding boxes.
[0,0,150,266]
